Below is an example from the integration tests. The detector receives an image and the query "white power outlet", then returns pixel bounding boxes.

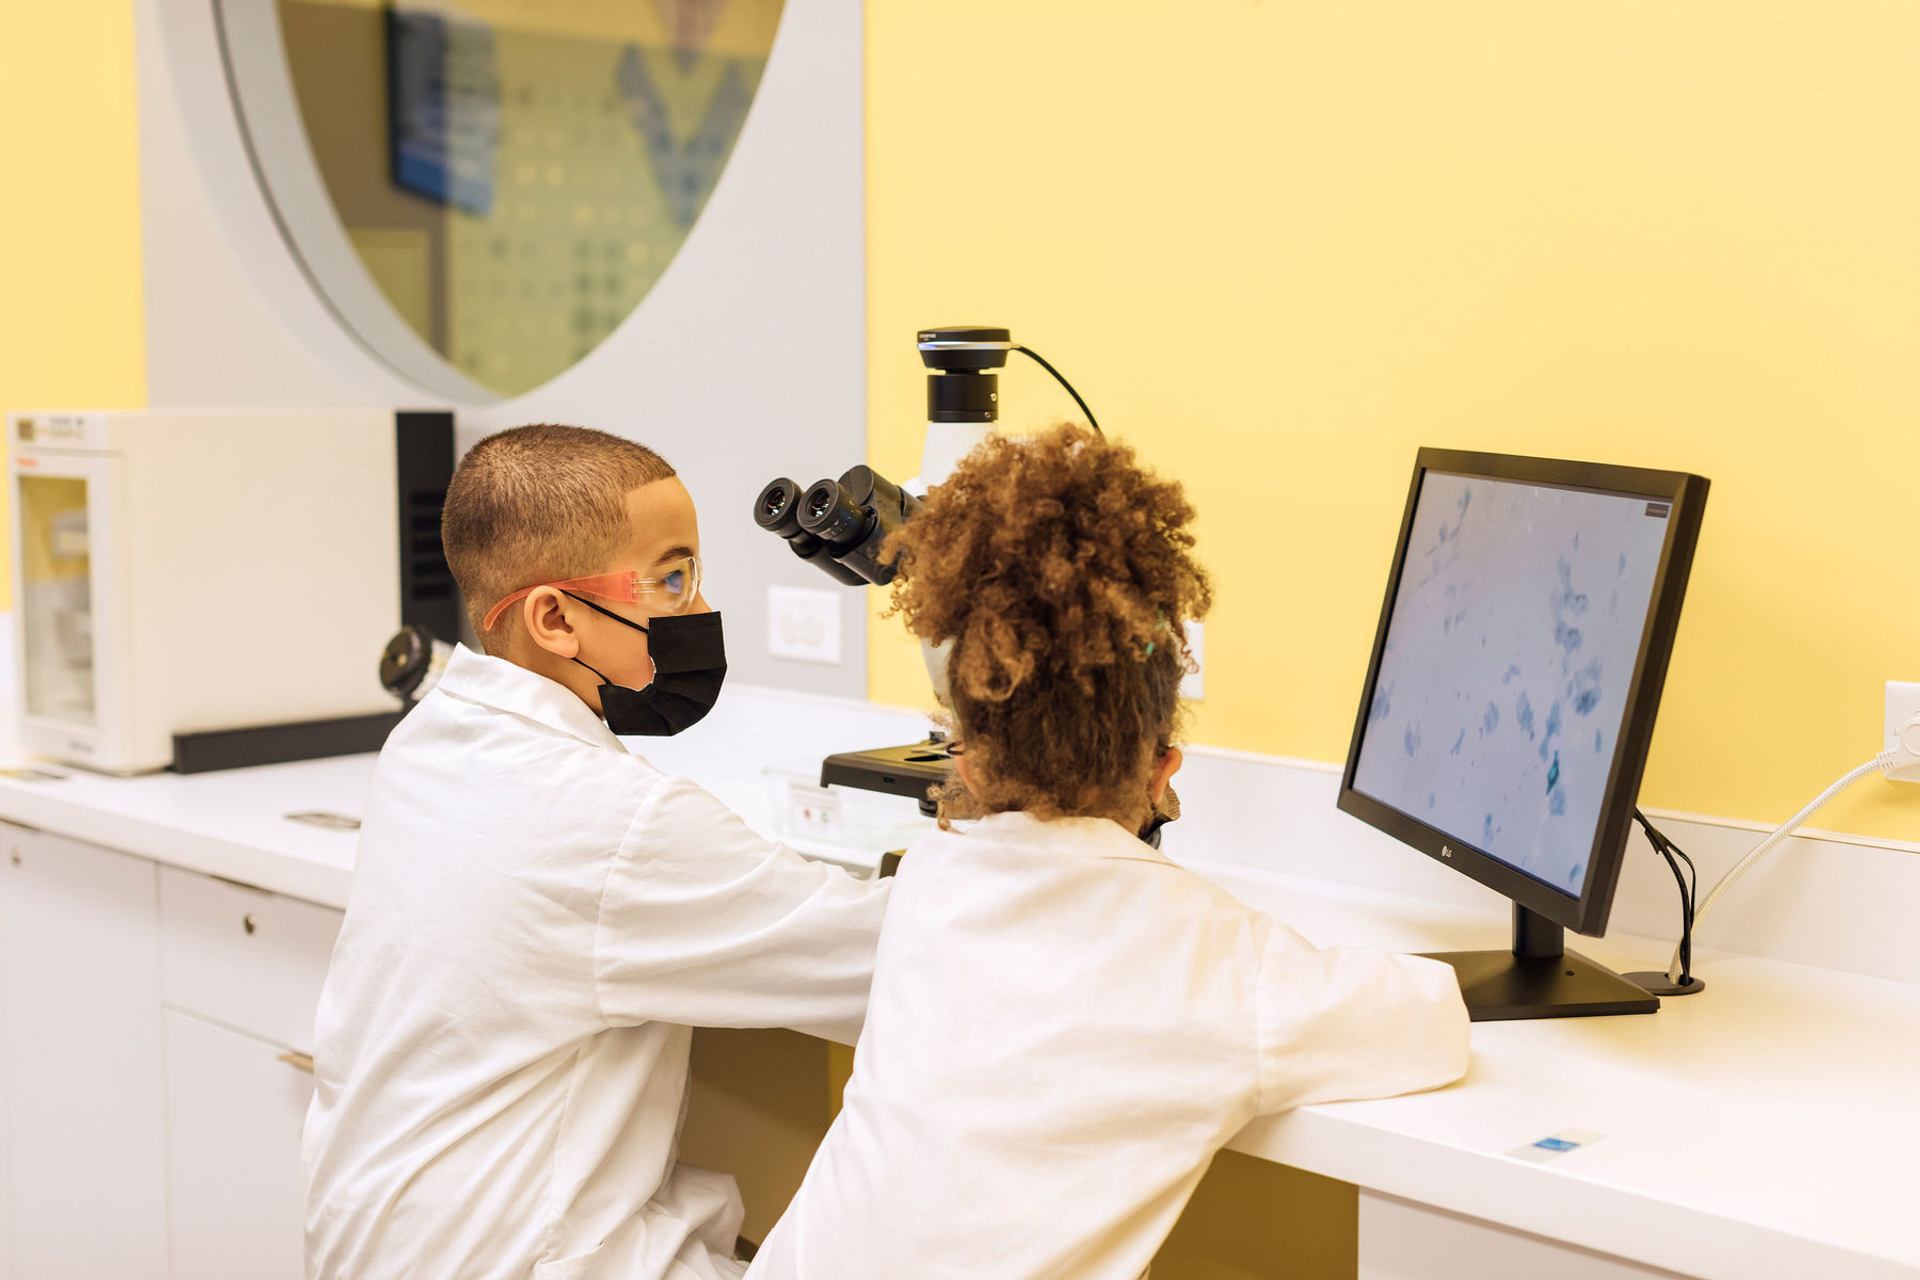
[767,587,842,665]
[1181,622,1205,701]
[1887,681,1920,783]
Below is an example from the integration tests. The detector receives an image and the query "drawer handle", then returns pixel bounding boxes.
[242,913,257,935]
[279,1050,315,1074]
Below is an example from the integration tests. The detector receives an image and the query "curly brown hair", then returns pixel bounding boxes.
[887,424,1212,824]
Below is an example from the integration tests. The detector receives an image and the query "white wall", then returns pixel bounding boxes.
[135,0,869,697]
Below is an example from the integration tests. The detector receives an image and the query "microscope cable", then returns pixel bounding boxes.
[1014,345,1102,436]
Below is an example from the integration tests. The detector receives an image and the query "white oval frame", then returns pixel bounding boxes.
[214,0,531,403]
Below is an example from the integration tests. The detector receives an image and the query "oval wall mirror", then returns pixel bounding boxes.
[217,0,785,400]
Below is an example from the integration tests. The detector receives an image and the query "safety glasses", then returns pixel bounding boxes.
[482,555,702,632]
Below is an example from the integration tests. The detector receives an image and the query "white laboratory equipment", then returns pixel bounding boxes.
[8,408,456,773]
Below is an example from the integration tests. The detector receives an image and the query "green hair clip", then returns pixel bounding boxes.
[1142,609,1172,659]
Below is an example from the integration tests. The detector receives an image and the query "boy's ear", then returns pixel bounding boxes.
[522,587,583,660]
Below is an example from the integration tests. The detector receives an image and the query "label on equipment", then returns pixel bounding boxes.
[12,413,107,450]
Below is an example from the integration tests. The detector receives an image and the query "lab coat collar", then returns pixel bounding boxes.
[434,643,626,751]
[965,810,1172,865]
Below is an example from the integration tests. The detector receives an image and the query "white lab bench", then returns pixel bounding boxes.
[0,683,1914,1279]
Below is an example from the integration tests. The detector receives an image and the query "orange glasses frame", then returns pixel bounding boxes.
[481,558,701,632]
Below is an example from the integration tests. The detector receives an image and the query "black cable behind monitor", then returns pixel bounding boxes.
[1623,809,1706,996]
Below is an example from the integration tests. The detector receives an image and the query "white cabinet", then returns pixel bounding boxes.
[0,826,167,1280]
[162,1012,314,1280]
[1359,1192,1678,1279]
[157,865,339,1280]
[0,827,339,1280]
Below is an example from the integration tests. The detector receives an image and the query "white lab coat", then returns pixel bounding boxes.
[302,645,890,1280]
[749,812,1470,1279]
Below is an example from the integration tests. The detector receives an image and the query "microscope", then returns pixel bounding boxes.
[753,326,1101,816]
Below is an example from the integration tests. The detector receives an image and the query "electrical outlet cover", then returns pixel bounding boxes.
[1181,622,1205,700]
[1887,681,1920,781]
[767,586,843,665]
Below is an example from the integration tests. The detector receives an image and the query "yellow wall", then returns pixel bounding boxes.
[866,1,1920,844]
[0,1,148,612]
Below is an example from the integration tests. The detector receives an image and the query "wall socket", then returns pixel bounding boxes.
[1887,681,1920,781]
[767,586,842,665]
[1181,622,1205,700]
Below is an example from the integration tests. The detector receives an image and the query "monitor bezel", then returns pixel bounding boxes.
[1336,448,1709,937]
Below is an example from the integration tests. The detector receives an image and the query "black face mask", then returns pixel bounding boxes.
[564,593,727,737]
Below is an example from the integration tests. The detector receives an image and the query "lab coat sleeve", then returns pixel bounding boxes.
[1252,918,1470,1114]
[592,775,890,1044]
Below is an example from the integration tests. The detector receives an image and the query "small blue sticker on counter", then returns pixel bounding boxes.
[1508,1129,1604,1163]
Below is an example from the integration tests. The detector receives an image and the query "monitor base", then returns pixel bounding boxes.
[1422,948,1661,1021]
[1421,905,1660,1021]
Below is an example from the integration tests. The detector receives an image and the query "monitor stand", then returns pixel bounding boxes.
[1422,905,1659,1021]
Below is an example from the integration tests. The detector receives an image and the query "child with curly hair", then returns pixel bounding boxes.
[748,425,1469,1278]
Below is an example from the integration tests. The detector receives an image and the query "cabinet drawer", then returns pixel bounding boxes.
[159,865,342,1051]
[163,1010,311,1280]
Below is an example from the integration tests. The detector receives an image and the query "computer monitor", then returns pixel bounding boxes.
[1338,449,1708,1020]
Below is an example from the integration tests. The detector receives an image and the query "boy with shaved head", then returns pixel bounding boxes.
[303,425,888,1280]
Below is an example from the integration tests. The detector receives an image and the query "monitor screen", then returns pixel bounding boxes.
[1350,470,1673,897]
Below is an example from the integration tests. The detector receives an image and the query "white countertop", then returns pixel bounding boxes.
[0,685,1914,1279]
[1202,861,1920,1280]
[0,753,371,906]
[0,683,932,908]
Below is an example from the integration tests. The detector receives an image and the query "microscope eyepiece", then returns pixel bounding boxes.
[752,466,920,587]
[754,478,803,533]
[751,477,868,585]
[760,481,792,523]
[797,479,871,548]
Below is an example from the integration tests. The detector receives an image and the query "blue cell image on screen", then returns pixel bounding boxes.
[1352,472,1671,895]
